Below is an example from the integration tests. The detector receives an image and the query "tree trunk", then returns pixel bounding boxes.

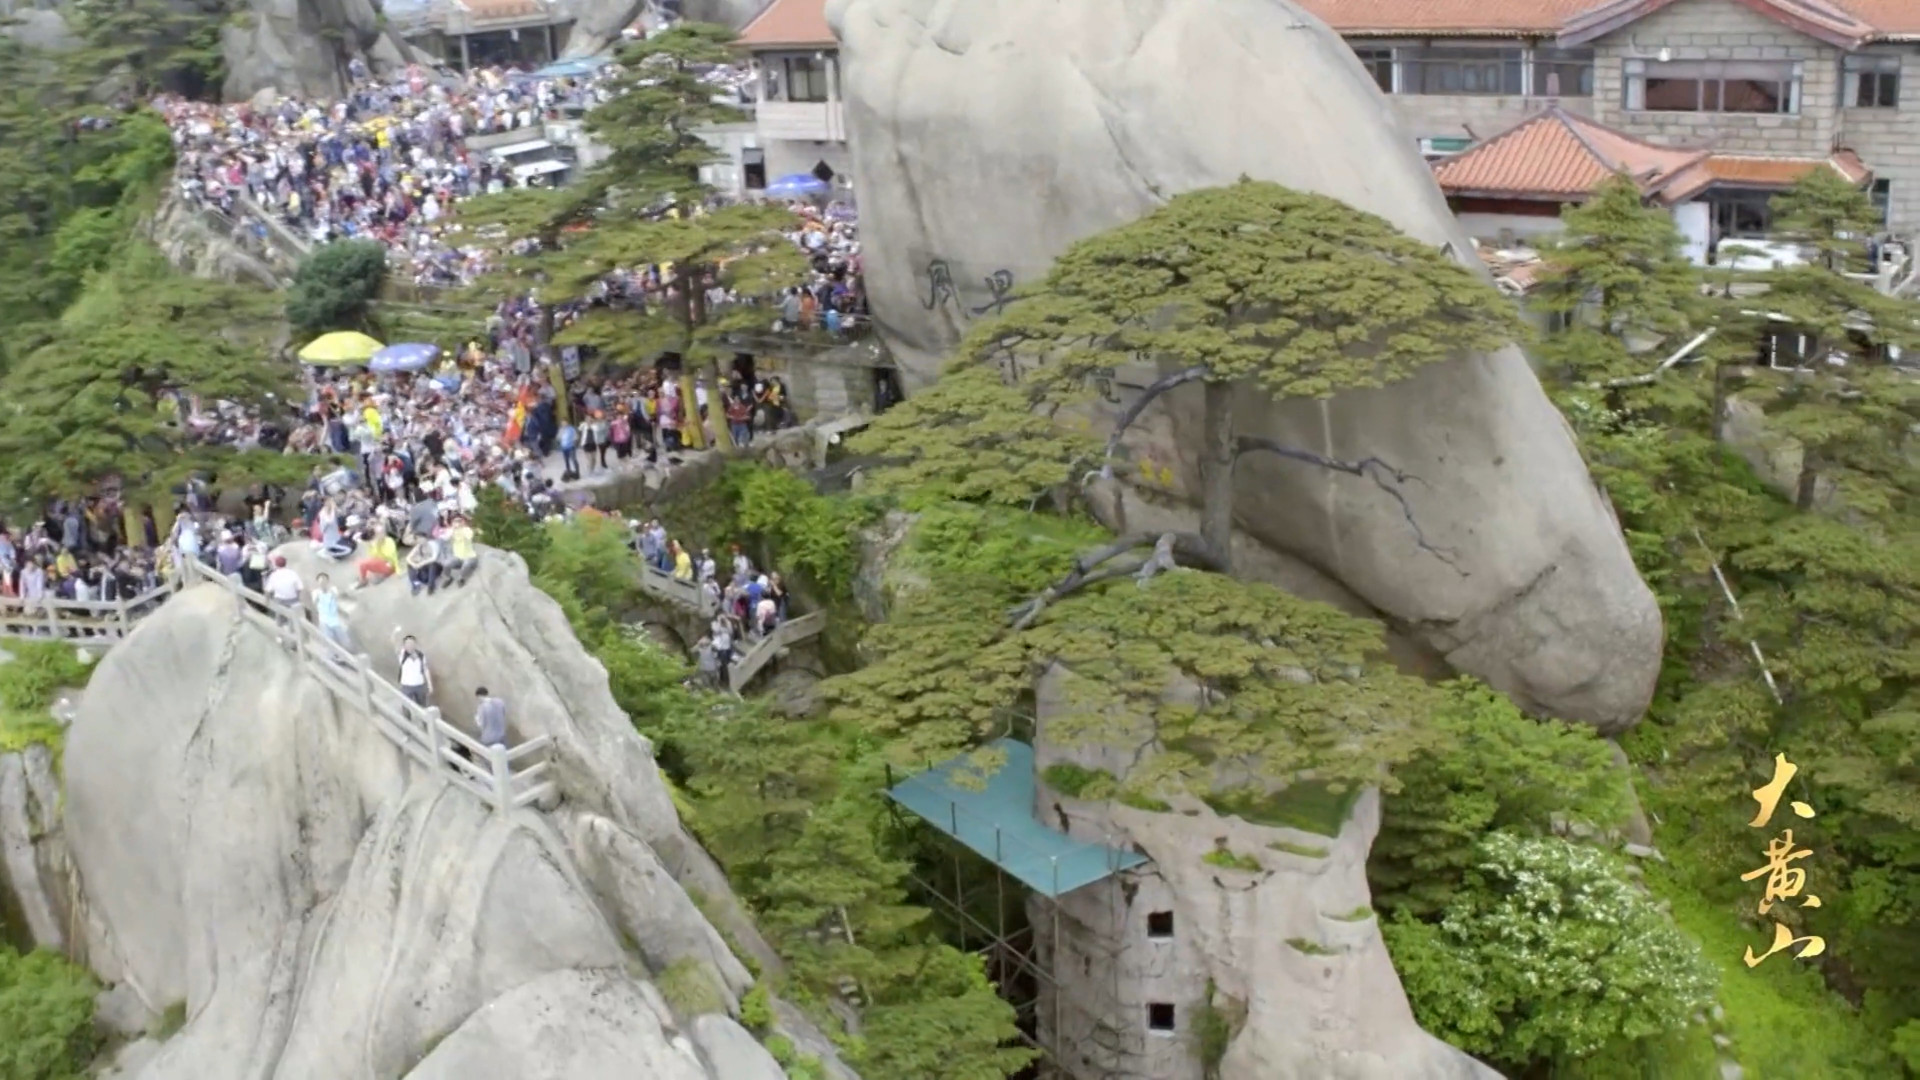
[1795,453,1820,512]
[1199,380,1236,571]
[1708,360,1729,444]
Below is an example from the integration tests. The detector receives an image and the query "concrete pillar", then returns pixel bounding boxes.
[459,32,470,73]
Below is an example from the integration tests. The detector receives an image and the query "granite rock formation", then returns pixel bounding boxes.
[222,0,421,101]
[826,0,1664,734]
[59,550,850,1079]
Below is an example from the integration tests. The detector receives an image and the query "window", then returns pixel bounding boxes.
[1147,911,1175,939]
[1711,192,1776,241]
[1844,54,1900,108]
[1532,47,1595,97]
[782,54,831,103]
[1402,46,1524,95]
[1147,1003,1176,1033]
[1625,59,1801,114]
[1353,46,1395,92]
[1871,178,1892,226]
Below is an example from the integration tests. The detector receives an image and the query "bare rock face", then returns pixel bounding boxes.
[1031,666,1501,1080]
[566,0,772,59]
[0,742,70,952]
[826,0,1663,733]
[62,553,842,1079]
[222,0,420,102]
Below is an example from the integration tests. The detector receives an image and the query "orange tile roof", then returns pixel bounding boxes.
[1563,0,1874,49]
[1301,0,1919,41]
[1655,150,1871,202]
[1431,107,1704,199]
[1295,0,1599,36]
[734,0,836,49]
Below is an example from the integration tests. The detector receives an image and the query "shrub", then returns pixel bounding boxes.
[286,239,388,336]
[0,945,100,1080]
[1201,848,1263,873]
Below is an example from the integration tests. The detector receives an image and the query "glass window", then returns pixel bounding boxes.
[782,55,831,103]
[1352,46,1395,92]
[1844,54,1900,108]
[1402,46,1524,96]
[1532,47,1595,97]
[1626,59,1800,114]
[1871,178,1892,225]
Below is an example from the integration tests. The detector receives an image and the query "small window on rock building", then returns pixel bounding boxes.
[1148,1002,1176,1033]
[1147,911,1175,939]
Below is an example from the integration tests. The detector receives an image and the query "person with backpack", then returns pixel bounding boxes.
[557,420,580,481]
[396,635,433,707]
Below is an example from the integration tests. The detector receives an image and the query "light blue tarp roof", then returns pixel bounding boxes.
[886,739,1147,898]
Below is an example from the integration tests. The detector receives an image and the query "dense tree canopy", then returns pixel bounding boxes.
[286,239,390,337]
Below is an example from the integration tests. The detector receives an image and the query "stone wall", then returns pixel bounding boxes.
[1838,60,1920,232]
[1589,0,1840,158]
[1386,92,1592,142]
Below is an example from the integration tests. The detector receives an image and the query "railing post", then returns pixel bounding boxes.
[357,653,376,718]
[489,744,511,813]
[426,706,444,769]
[117,598,130,639]
[44,602,59,641]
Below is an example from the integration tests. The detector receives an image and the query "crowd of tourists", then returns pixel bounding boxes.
[161,60,615,288]
[629,519,791,689]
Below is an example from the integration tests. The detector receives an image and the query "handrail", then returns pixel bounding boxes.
[727,610,825,693]
[0,582,178,644]
[175,559,555,813]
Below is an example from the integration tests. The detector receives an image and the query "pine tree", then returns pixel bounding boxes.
[1536,174,1703,344]
[960,179,1525,574]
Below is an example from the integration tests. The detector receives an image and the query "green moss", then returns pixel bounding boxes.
[152,1000,187,1040]
[1285,937,1340,956]
[740,982,774,1035]
[1553,1025,1722,1079]
[1117,791,1172,813]
[1042,763,1117,800]
[1267,840,1330,859]
[1201,848,1263,873]
[1325,905,1374,922]
[764,1033,796,1064]
[0,641,91,713]
[0,713,63,755]
[1203,781,1360,838]
[655,957,727,1018]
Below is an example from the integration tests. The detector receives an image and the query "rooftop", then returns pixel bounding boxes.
[885,739,1148,899]
[734,0,836,50]
[1433,107,1872,204]
[1294,0,1920,41]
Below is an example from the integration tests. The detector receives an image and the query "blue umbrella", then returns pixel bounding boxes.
[369,342,439,375]
[765,173,830,198]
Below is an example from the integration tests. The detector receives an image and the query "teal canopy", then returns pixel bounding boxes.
[886,739,1147,898]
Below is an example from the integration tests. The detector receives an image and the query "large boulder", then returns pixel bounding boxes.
[826,0,1663,733]
[61,552,845,1079]
[222,0,420,102]
[566,0,772,59]
[1031,666,1501,1080]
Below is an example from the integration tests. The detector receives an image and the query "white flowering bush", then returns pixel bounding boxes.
[1384,831,1717,1071]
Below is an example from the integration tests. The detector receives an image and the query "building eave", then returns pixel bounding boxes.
[1558,0,1868,50]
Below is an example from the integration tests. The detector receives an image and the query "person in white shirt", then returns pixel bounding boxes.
[397,635,433,708]
[263,554,305,644]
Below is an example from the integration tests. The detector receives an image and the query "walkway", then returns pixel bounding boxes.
[628,558,826,694]
[0,559,556,814]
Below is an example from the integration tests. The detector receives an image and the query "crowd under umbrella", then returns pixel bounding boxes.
[369,342,440,376]
[764,173,830,199]
[298,331,385,367]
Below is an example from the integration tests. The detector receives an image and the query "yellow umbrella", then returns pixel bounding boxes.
[299,331,386,366]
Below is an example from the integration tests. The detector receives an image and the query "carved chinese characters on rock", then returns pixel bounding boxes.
[1741,753,1826,969]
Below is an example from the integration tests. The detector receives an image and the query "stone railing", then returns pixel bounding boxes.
[176,559,556,812]
[0,583,177,644]
[629,557,824,693]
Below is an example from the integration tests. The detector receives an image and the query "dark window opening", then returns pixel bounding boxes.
[1147,911,1174,939]
[1401,46,1524,96]
[1844,54,1900,108]
[1147,1003,1176,1032]
[742,148,766,190]
[1871,178,1892,226]
[1532,47,1595,97]
[1353,47,1394,92]
[782,55,831,102]
[1627,60,1800,114]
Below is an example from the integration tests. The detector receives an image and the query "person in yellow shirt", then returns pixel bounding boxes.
[357,527,398,589]
[362,402,383,440]
[444,516,479,587]
[53,548,78,580]
[671,540,693,582]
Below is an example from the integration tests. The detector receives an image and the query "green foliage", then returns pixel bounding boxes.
[506,515,1033,1079]
[848,365,1102,508]
[1386,833,1717,1072]
[1370,678,1629,919]
[583,23,747,205]
[1192,983,1238,1079]
[1535,174,1703,341]
[286,240,389,336]
[1040,763,1117,800]
[475,485,551,573]
[724,464,875,601]
[0,642,93,714]
[1201,781,1362,838]
[739,982,774,1034]
[964,179,1525,403]
[1202,848,1263,873]
[1769,166,1886,275]
[0,241,293,504]
[655,957,727,1017]
[0,945,100,1080]
[1266,840,1329,858]
[897,503,1107,597]
[1283,937,1337,955]
[1028,570,1439,807]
